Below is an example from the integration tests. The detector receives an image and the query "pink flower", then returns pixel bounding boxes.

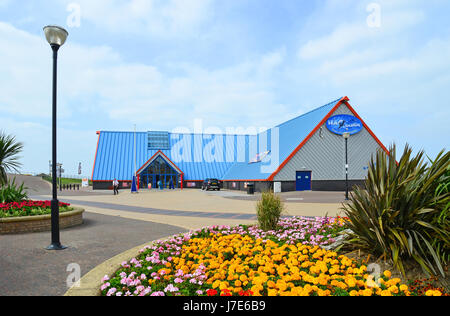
[101,282,110,291]
[164,284,179,293]
[174,278,184,284]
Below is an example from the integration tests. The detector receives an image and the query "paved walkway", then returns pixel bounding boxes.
[35,188,345,216]
[2,175,348,296]
[0,212,187,296]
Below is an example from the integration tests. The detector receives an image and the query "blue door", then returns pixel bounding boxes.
[296,171,312,191]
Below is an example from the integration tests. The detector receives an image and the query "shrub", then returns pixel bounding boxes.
[256,191,285,231]
[0,132,23,186]
[0,177,28,203]
[342,144,450,277]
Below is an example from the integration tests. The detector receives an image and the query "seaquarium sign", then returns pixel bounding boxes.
[326,115,363,136]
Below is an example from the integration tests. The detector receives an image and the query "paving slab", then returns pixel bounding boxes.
[0,212,187,296]
[33,189,346,218]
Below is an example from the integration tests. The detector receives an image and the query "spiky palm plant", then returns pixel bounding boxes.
[342,144,450,277]
[0,132,24,186]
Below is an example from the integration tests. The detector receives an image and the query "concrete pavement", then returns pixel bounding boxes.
[3,175,347,296]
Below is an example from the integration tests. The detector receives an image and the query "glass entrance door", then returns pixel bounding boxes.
[139,155,181,190]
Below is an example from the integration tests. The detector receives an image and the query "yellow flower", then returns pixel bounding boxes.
[345,277,356,288]
[380,290,392,296]
[277,283,287,292]
[219,282,229,290]
[399,284,408,292]
[388,285,399,294]
[383,270,391,278]
[425,290,434,296]
[361,288,373,297]
[268,289,278,296]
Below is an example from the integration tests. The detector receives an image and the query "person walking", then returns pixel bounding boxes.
[169,178,174,190]
[113,178,119,195]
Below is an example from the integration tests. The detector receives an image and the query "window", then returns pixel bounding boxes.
[148,131,170,150]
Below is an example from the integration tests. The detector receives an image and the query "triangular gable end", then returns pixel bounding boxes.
[267,96,389,181]
[136,150,184,175]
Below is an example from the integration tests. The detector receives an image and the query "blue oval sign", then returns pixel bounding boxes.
[326,115,363,135]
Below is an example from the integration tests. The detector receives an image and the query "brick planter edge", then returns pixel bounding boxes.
[0,207,85,235]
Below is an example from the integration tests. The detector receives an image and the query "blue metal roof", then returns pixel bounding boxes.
[92,98,343,181]
[222,98,342,180]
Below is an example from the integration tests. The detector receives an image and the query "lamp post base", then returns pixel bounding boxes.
[46,243,68,251]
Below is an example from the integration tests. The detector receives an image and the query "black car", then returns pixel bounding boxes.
[202,178,220,191]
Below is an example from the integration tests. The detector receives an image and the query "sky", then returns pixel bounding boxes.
[0,0,449,178]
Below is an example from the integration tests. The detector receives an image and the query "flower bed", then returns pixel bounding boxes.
[100,216,443,297]
[0,200,72,218]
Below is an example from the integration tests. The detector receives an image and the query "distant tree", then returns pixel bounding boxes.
[0,132,24,186]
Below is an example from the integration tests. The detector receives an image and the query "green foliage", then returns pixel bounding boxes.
[256,191,285,231]
[434,165,450,225]
[42,175,92,187]
[342,144,450,277]
[0,131,24,186]
[0,177,28,203]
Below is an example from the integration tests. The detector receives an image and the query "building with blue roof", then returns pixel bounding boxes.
[92,96,389,192]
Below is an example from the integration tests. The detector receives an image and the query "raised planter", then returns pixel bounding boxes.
[0,207,84,235]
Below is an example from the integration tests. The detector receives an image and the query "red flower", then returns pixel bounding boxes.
[220,289,232,296]
[206,289,218,296]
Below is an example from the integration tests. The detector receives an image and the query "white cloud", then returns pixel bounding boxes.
[298,9,424,60]
[70,0,214,38]
[0,21,291,173]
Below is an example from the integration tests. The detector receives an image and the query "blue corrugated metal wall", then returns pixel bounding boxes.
[92,98,343,181]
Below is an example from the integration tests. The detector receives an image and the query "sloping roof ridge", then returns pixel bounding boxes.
[169,132,257,137]
[98,98,343,137]
[98,131,257,137]
[274,97,344,129]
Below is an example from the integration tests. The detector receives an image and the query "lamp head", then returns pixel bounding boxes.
[43,25,69,47]
[343,132,350,139]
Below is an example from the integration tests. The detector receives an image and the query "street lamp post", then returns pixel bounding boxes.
[343,132,350,200]
[44,25,68,251]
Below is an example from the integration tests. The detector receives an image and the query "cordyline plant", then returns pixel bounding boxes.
[0,177,28,204]
[342,144,449,277]
[0,131,24,186]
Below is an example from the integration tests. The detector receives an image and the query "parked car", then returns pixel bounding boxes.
[202,178,221,191]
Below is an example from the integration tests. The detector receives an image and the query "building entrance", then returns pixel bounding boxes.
[139,156,180,189]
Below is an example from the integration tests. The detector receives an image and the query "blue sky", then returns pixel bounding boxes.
[0,0,449,177]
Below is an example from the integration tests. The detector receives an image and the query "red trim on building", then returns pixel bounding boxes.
[342,100,391,156]
[91,131,101,181]
[267,97,348,181]
[157,151,184,174]
[223,179,268,182]
[136,150,183,175]
[93,180,132,183]
[267,96,389,181]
